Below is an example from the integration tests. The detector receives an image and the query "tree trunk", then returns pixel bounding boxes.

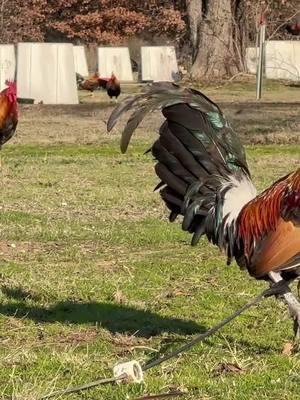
[189,0,240,80]
[186,0,203,60]
[0,0,7,34]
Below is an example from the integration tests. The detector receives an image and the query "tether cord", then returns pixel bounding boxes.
[143,280,289,371]
[40,280,289,399]
[40,375,127,399]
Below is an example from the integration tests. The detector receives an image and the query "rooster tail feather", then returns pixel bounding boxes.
[107,82,256,256]
[107,82,249,175]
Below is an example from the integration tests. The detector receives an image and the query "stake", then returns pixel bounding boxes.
[256,14,266,100]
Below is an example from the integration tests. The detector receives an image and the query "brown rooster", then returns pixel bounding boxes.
[0,80,18,148]
[108,82,300,341]
[77,72,102,95]
[77,72,121,100]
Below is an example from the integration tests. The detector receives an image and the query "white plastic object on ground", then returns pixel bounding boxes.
[113,360,144,384]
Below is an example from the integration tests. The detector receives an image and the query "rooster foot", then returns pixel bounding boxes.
[283,291,300,339]
[293,315,300,342]
[269,272,300,344]
[287,299,300,344]
[282,291,300,344]
[297,279,300,299]
[288,298,300,343]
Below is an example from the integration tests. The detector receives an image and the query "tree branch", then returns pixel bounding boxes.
[268,9,300,40]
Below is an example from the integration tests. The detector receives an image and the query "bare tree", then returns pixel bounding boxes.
[0,0,7,34]
[187,0,243,80]
[186,0,202,59]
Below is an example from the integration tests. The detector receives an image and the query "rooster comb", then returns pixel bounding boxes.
[5,80,16,90]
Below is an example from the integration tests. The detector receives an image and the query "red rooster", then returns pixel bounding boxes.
[0,80,18,148]
[108,82,300,340]
[106,73,121,101]
[286,17,300,36]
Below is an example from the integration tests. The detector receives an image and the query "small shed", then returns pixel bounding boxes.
[141,46,179,82]
[17,42,78,104]
[98,47,133,81]
[73,45,89,77]
[0,45,16,91]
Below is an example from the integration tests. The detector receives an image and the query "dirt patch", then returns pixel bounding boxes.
[0,240,42,257]
[14,100,300,146]
[47,328,99,347]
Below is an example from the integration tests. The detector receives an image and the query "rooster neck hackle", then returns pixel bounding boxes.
[238,169,300,260]
[0,79,18,147]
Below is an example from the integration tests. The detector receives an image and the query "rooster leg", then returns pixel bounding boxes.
[268,271,300,341]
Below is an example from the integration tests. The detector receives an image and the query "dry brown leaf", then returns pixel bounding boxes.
[113,289,127,304]
[282,342,294,356]
[214,362,244,376]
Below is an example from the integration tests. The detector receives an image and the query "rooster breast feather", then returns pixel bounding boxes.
[0,89,18,147]
[237,169,300,277]
[107,82,258,263]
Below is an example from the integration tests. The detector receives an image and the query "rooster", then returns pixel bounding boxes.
[76,72,85,88]
[77,72,120,100]
[106,73,121,101]
[77,72,102,95]
[0,80,18,148]
[285,17,300,36]
[108,82,300,340]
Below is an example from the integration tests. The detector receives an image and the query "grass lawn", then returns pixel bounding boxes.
[0,80,299,399]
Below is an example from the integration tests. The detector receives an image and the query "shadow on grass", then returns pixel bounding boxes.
[0,299,204,338]
[0,289,280,352]
[1,285,41,302]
